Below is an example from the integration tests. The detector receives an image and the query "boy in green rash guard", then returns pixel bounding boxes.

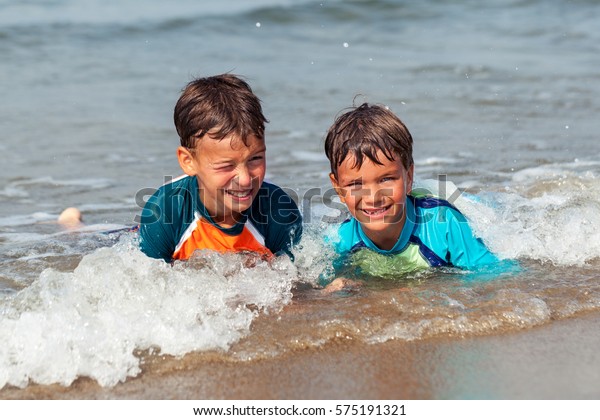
[322,103,500,291]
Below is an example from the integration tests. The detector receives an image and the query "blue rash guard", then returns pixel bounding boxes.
[331,194,499,278]
[138,175,302,262]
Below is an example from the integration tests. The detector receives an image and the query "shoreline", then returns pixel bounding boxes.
[3,311,600,399]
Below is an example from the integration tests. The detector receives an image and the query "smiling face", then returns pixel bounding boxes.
[177,133,266,228]
[330,150,414,250]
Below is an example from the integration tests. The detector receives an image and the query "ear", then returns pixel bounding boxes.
[177,146,198,176]
[406,164,414,194]
[329,173,346,204]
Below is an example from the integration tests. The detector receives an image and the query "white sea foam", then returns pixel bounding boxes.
[411,174,600,266]
[2,172,600,388]
[510,160,600,183]
[0,239,298,388]
[365,291,553,344]
[299,176,600,267]
[461,173,600,265]
[0,185,29,198]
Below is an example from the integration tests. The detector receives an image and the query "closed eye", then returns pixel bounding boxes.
[345,180,362,188]
[248,155,264,166]
[213,163,235,171]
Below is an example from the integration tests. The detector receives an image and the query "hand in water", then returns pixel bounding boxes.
[321,277,363,294]
[57,207,83,229]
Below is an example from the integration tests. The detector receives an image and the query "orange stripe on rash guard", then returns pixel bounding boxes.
[172,217,272,260]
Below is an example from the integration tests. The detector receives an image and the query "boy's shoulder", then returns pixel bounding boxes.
[249,180,300,224]
[409,193,467,223]
[138,175,198,261]
[410,192,458,210]
[249,180,303,256]
[409,180,474,220]
[328,217,361,254]
[255,180,289,198]
[141,175,200,225]
[149,174,198,202]
[142,175,198,213]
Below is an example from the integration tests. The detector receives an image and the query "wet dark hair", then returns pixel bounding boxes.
[174,73,268,149]
[324,103,414,178]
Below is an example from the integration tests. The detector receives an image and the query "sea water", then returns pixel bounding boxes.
[1,0,600,389]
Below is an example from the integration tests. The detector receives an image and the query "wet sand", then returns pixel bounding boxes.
[2,311,600,400]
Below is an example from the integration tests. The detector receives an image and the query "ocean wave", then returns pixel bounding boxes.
[2,201,600,389]
[0,239,298,388]
[0,177,113,201]
[0,0,320,48]
[225,260,600,360]
[0,0,308,27]
[463,169,600,266]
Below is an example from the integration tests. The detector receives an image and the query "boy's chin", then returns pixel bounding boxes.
[216,205,251,227]
[224,204,252,217]
[359,221,393,232]
[355,213,397,226]
[224,197,255,214]
[356,215,406,236]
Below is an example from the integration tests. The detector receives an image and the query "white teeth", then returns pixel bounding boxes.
[226,190,252,198]
[362,207,388,215]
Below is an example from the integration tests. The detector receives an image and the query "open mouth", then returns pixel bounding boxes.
[360,205,391,218]
[225,189,253,200]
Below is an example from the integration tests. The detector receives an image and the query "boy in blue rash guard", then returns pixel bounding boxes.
[138,74,302,262]
[323,103,498,289]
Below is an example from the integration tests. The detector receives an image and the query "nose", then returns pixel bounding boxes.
[235,164,252,188]
[362,184,387,206]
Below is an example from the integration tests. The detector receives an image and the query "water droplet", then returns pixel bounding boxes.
[565,125,569,129]
[256,22,261,28]
[343,42,349,48]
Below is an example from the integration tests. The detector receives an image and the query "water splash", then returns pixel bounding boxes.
[0,238,297,388]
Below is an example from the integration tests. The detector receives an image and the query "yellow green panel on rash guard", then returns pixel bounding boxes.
[350,243,432,277]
